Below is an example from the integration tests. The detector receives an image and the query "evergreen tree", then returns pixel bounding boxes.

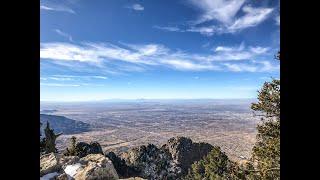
[184,146,251,180]
[184,52,280,179]
[43,122,62,153]
[40,122,45,153]
[250,78,280,179]
[64,136,77,156]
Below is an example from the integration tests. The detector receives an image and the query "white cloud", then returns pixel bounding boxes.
[214,42,245,52]
[127,4,144,11]
[160,59,219,71]
[48,77,73,81]
[40,83,80,87]
[40,41,276,72]
[189,0,245,24]
[40,5,54,11]
[54,29,73,42]
[40,5,75,14]
[157,1,274,36]
[223,63,257,72]
[44,75,108,80]
[210,43,269,61]
[257,60,280,72]
[186,26,216,36]
[153,26,182,32]
[40,42,100,63]
[223,60,279,72]
[228,6,273,32]
[249,46,270,54]
[91,76,108,79]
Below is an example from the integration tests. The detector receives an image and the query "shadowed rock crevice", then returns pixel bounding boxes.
[107,137,213,179]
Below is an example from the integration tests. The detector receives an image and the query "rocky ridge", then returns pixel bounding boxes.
[40,137,215,180]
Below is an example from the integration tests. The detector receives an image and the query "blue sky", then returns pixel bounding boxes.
[40,0,280,101]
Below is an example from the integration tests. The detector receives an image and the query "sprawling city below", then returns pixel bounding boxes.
[40,99,260,161]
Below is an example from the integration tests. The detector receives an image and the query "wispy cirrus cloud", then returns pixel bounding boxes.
[54,29,73,42]
[40,4,75,14]
[155,0,274,36]
[223,60,279,73]
[41,75,108,81]
[126,4,144,11]
[153,26,182,32]
[40,82,106,87]
[186,26,217,36]
[189,0,245,24]
[40,41,277,72]
[211,43,270,61]
[227,6,274,32]
[40,74,109,88]
[40,83,80,87]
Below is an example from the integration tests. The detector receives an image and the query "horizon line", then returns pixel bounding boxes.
[40,98,256,103]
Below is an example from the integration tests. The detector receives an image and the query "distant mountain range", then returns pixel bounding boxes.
[40,109,57,114]
[40,114,91,135]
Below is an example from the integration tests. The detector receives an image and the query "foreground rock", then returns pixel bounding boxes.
[40,153,62,177]
[40,153,119,180]
[72,154,119,179]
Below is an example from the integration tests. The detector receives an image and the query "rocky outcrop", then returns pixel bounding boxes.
[40,153,119,180]
[121,144,181,179]
[74,141,103,158]
[114,137,213,179]
[161,136,213,175]
[40,137,214,180]
[40,153,62,176]
[72,154,119,180]
[106,151,140,178]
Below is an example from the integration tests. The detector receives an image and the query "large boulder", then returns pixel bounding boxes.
[40,153,62,177]
[75,141,103,158]
[72,154,119,180]
[161,136,213,175]
[41,153,119,180]
[121,144,181,180]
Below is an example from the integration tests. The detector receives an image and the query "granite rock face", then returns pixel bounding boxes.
[161,136,213,175]
[121,144,181,179]
[106,151,140,178]
[115,137,213,179]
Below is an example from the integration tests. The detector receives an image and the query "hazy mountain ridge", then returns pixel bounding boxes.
[40,114,91,135]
